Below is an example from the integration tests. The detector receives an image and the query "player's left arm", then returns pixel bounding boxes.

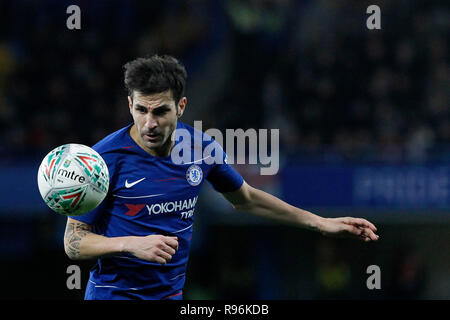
[222,181,379,242]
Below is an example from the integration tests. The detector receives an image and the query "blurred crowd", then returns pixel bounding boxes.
[214,0,449,163]
[0,0,213,157]
[0,0,448,163]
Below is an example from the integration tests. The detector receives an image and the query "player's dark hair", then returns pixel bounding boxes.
[123,54,187,104]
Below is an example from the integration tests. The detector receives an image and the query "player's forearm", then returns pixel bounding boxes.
[64,219,129,260]
[233,186,323,232]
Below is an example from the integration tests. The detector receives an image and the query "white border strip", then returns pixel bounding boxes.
[89,279,138,291]
[183,156,211,164]
[172,224,193,234]
[112,193,164,199]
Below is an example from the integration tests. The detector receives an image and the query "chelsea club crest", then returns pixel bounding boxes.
[186,165,203,186]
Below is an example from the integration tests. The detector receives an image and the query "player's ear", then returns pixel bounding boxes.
[128,96,133,113]
[177,97,187,118]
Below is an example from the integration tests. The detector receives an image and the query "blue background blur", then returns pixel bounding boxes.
[0,0,449,299]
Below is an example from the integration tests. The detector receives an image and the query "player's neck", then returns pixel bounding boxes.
[129,125,174,158]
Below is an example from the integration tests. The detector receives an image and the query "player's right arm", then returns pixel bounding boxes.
[64,217,178,264]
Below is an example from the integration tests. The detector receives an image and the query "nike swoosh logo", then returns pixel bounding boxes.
[125,178,146,188]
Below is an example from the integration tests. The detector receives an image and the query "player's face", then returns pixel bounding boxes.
[129,90,186,156]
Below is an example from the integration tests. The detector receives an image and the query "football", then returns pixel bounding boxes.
[37,144,109,216]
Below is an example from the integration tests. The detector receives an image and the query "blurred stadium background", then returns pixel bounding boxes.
[0,0,449,299]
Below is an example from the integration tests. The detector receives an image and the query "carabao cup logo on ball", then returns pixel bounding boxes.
[186,165,203,186]
[37,144,110,216]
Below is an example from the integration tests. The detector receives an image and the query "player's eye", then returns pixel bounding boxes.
[136,107,147,114]
[153,109,167,116]
[152,107,171,116]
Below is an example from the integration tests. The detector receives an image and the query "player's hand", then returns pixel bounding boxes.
[317,217,379,242]
[124,234,179,264]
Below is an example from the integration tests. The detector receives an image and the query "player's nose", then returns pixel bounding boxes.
[144,114,158,130]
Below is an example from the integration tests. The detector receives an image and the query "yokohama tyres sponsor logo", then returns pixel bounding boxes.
[146,196,198,215]
[123,196,198,219]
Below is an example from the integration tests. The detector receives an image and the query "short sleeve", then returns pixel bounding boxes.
[206,145,244,193]
[69,197,107,225]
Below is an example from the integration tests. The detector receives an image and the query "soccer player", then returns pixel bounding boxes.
[64,55,379,300]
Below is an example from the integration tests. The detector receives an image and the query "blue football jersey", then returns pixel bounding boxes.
[70,122,243,300]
